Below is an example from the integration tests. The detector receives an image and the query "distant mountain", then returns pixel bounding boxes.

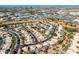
[0,5,79,8]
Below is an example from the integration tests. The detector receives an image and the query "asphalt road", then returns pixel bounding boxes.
[4,30,20,54]
[9,31,20,54]
[0,24,56,54]
[22,25,38,43]
[21,26,56,47]
[0,37,3,47]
